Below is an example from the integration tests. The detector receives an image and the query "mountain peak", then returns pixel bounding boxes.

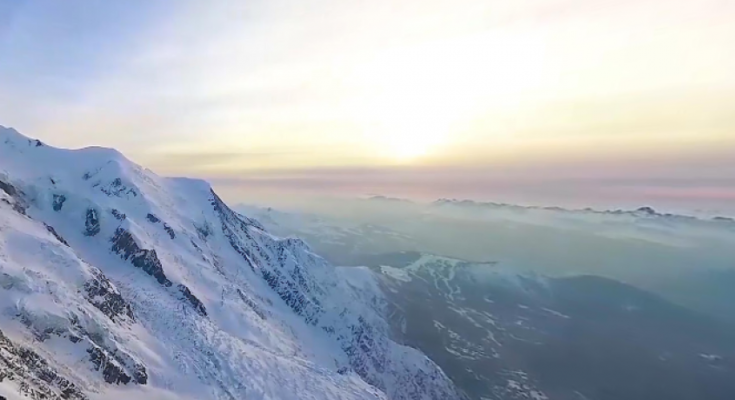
[366,195,414,204]
[0,125,44,147]
[0,126,462,400]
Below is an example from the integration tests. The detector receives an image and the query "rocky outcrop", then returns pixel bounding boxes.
[177,284,207,317]
[0,178,26,214]
[235,288,268,320]
[86,345,147,385]
[0,179,19,198]
[163,223,176,239]
[146,213,175,238]
[261,268,321,325]
[87,346,132,385]
[52,194,66,211]
[0,329,87,400]
[14,305,147,388]
[84,208,100,236]
[84,269,135,322]
[110,228,207,317]
[110,209,126,221]
[44,223,69,246]
[110,228,171,287]
[99,177,138,198]
[344,316,386,383]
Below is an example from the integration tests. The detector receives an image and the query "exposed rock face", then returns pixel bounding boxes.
[146,213,176,239]
[84,269,135,322]
[210,191,323,326]
[86,345,147,385]
[0,178,26,214]
[0,329,87,400]
[110,228,172,287]
[99,177,138,198]
[110,209,126,221]
[84,208,100,236]
[0,179,19,198]
[43,223,69,246]
[163,223,176,239]
[178,284,208,317]
[235,288,268,320]
[13,293,147,389]
[52,194,66,211]
[87,346,131,385]
[109,228,207,317]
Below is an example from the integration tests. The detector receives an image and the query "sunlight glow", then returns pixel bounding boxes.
[342,30,547,163]
[3,0,734,173]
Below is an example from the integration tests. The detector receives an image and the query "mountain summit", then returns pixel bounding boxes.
[0,126,462,400]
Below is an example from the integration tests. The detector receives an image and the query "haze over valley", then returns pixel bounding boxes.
[1,1,734,399]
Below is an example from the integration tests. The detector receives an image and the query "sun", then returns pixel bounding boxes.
[383,133,432,161]
[348,39,493,163]
[373,114,450,162]
[355,67,459,163]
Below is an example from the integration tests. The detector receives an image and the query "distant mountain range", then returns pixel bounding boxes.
[357,195,735,223]
[429,198,735,224]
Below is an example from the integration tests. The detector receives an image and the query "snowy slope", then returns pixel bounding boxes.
[0,126,462,400]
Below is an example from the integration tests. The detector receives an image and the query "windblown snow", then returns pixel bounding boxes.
[0,126,462,400]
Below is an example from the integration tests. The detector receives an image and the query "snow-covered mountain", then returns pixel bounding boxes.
[0,126,463,400]
[235,205,417,267]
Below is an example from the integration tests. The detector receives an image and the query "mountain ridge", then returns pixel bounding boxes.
[0,125,463,400]
[359,194,735,222]
[432,197,734,221]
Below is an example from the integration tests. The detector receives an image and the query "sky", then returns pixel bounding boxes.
[1,0,734,212]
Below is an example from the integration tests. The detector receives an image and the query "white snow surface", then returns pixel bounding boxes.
[0,126,460,400]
